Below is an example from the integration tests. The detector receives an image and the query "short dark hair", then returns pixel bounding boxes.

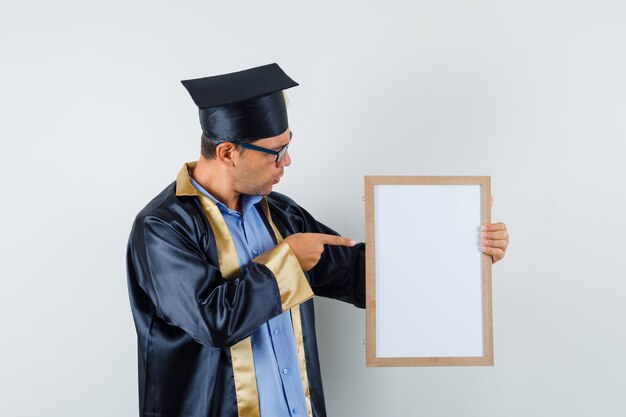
[200,133,246,160]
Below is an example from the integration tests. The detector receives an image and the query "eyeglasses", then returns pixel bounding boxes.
[211,131,292,163]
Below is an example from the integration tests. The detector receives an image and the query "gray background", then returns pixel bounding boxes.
[1,1,625,416]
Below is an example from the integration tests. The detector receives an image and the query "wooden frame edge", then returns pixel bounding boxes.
[365,176,377,367]
[364,175,494,367]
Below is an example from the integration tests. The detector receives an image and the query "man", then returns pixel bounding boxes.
[126,63,509,417]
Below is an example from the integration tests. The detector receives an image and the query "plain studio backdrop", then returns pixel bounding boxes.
[1,1,625,416]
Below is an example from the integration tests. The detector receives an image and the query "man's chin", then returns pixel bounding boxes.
[241,181,275,196]
[249,185,273,196]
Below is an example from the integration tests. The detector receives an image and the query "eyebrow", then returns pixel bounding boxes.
[270,141,290,151]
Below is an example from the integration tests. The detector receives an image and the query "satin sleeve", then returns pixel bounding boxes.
[127,214,313,349]
[269,194,366,308]
[304,219,366,309]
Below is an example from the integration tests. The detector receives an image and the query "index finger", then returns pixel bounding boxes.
[317,233,356,247]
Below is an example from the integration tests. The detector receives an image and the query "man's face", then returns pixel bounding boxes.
[233,129,292,196]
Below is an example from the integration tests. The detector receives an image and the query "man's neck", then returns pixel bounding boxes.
[190,158,241,212]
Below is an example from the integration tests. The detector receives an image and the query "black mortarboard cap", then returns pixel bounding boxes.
[181,63,298,142]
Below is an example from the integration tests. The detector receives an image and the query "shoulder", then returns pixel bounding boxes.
[130,181,205,240]
[135,182,180,222]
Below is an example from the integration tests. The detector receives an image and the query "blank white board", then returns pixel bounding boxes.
[365,176,493,367]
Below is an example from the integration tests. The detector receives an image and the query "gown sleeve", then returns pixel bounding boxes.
[269,193,366,309]
[302,212,366,309]
[127,213,314,349]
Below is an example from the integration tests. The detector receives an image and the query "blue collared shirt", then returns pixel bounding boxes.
[189,176,308,417]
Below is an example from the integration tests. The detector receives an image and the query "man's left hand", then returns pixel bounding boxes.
[481,222,509,263]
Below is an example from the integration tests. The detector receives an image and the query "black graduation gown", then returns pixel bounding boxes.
[126,164,365,417]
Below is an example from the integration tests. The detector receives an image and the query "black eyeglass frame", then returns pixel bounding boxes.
[209,131,292,163]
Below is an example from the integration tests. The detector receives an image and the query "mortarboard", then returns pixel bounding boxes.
[181,63,298,142]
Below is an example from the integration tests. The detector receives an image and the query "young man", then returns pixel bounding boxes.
[126,63,509,417]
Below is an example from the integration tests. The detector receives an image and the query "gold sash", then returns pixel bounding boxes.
[176,162,314,417]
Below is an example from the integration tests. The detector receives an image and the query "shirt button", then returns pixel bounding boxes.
[273,329,279,335]
[282,368,288,374]
[292,408,298,415]
[252,249,258,255]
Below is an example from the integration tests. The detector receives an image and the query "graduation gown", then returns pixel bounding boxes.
[126,162,366,417]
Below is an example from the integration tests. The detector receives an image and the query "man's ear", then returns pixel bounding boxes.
[216,142,237,167]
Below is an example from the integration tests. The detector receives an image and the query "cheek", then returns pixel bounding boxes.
[253,160,275,177]
[262,167,275,180]
[242,161,273,181]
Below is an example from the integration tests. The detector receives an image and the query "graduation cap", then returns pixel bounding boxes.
[181,63,298,142]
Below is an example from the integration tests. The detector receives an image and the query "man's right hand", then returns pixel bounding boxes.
[283,233,356,271]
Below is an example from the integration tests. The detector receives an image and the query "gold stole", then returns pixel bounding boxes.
[176,162,314,417]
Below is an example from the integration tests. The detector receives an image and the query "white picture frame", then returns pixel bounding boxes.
[365,176,493,367]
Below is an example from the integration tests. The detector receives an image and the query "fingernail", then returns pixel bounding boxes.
[481,232,486,238]
[349,240,356,246]
[481,225,488,231]
[481,239,488,245]
[482,246,487,251]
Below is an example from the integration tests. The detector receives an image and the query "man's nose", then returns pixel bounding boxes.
[278,150,291,167]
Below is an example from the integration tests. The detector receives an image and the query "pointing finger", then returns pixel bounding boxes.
[317,233,356,247]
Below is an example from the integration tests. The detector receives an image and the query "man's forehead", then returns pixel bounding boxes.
[252,130,291,147]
